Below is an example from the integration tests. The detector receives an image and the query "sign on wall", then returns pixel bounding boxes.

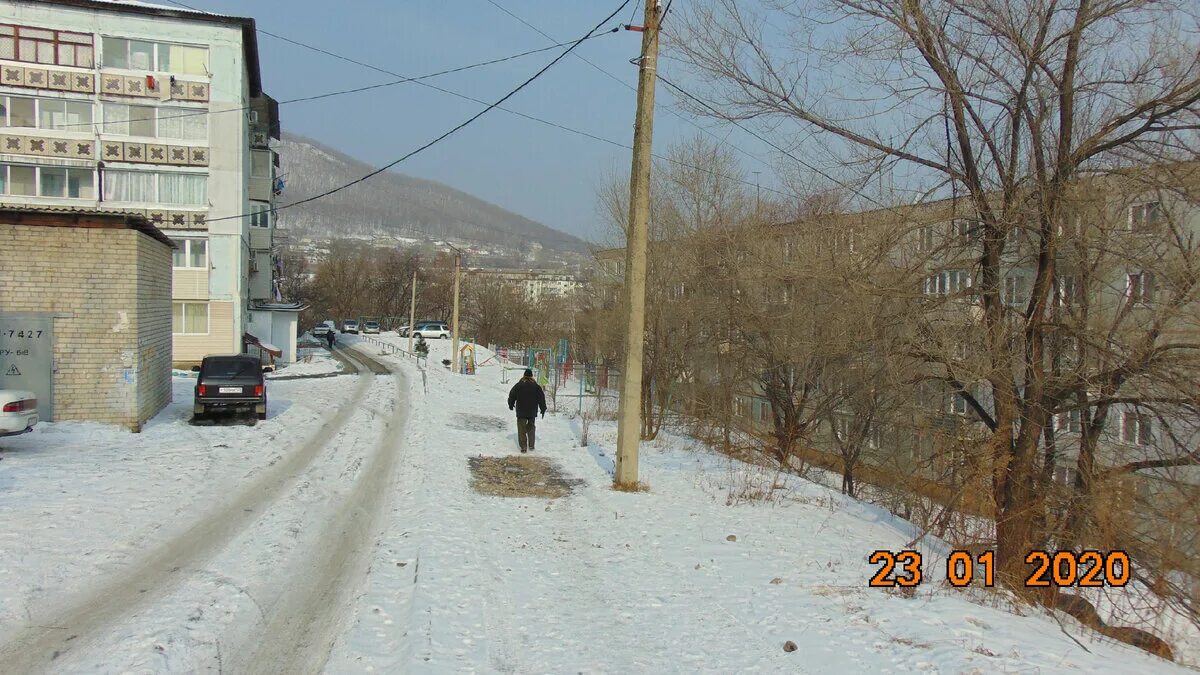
[0,313,54,420]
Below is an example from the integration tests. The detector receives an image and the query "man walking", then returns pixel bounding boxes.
[508,368,546,453]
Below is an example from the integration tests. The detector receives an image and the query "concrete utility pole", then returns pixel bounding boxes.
[451,252,462,373]
[407,269,417,354]
[614,0,662,487]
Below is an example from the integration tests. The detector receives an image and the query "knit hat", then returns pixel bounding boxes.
[524,368,533,377]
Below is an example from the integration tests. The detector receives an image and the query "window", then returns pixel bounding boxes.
[104,170,207,206]
[1006,225,1022,248]
[733,397,748,418]
[251,150,272,179]
[0,163,92,198]
[923,270,971,296]
[1121,411,1152,446]
[103,37,207,75]
[0,95,92,130]
[250,202,271,228]
[0,24,94,67]
[171,238,207,268]
[950,392,968,415]
[952,218,980,242]
[1004,276,1027,306]
[38,98,92,131]
[1129,202,1162,232]
[101,103,206,140]
[172,302,209,334]
[1056,409,1082,433]
[783,239,794,261]
[1056,275,1080,308]
[1053,466,1077,486]
[918,225,935,252]
[759,401,771,424]
[1126,272,1156,306]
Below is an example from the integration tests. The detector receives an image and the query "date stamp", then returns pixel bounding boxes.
[869,549,1131,588]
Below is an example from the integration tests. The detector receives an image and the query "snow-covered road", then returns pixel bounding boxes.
[0,344,407,673]
[0,336,1190,672]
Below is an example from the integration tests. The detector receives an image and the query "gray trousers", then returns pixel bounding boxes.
[516,417,536,451]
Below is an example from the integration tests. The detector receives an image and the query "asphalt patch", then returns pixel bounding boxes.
[468,455,584,498]
[449,413,509,433]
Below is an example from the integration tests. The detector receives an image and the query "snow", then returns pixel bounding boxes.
[267,347,344,379]
[0,338,1191,672]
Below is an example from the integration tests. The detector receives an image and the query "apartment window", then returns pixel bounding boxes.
[1126,271,1156,306]
[102,37,207,75]
[101,103,206,140]
[950,392,968,415]
[924,270,971,296]
[172,302,209,334]
[0,163,92,198]
[104,169,207,206]
[1059,215,1081,239]
[759,401,771,424]
[251,150,272,179]
[918,225,935,252]
[0,95,92,130]
[733,397,748,419]
[1129,202,1162,233]
[1121,411,1152,446]
[1053,466,1077,486]
[783,239,794,261]
[1006,225,1022,248]
[0,24,94,67]
[1056,275,1080,307]
[250,202,271,228]
[834,417,850,442]
[668,282,685,300]
[1003,276,1028,307]
[171,238,207,268]
[1056,409,1082,433]
[952,218,980,242]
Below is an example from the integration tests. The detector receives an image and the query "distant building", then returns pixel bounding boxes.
[0,0,288,366]
[467,268,581,303]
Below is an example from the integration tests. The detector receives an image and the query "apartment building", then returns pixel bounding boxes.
[0,0,284,367]
[468,267,581,303]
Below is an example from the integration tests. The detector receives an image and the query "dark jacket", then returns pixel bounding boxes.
[508,377,546,418]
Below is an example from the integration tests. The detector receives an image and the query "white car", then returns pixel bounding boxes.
[0,389,38,436]
[411,322,450,339]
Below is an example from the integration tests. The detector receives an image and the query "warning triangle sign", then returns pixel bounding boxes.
[5,364,19,376]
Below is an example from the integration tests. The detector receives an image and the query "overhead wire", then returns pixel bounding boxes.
[481,0,781,179]
[197,0,635,224]
[155,0,800,231]
[58,34,614,129]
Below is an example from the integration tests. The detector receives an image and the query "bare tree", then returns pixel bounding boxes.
[677,0,1200,592]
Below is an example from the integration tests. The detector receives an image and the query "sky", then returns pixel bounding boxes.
[167,0,782,242]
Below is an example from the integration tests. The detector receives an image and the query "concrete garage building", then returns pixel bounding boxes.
[0,206,172,430]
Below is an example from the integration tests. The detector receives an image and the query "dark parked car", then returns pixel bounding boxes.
[193,355,268,420]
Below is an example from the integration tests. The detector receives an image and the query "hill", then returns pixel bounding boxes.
[274,133,589,254]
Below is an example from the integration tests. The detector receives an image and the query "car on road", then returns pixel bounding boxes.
[193,355,268,421]
[312,320,336,337]
[363,320,381,334]
[411,321,450,339]
[0,389,38,436]
[342,319,360,334]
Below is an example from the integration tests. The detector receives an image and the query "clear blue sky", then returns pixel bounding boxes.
[176,0,778,242]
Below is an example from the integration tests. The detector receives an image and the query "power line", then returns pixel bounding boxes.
[481,0,781,180]
[656,73,893,212]
[200,0,634,224]
[59,35,613,129]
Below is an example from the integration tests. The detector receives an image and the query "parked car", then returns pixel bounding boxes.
[363,320,381,334]
[412,321,450,339]
[312,320,336,337]
[0,389,38,436]
[397,325,410,337]
[342,319,360,334]
[193,355,268,421]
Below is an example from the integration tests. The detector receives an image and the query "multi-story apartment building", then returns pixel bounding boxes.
[0,0,284,366]
[468,267,581,303]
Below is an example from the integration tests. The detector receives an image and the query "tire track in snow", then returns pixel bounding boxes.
[0,350,381,673]
[240,344,409,674]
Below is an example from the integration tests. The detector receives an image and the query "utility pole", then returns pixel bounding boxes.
[753,171,762,213]
[451,251,462,373]
[614,0,662,488]
[407,268,417,354]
